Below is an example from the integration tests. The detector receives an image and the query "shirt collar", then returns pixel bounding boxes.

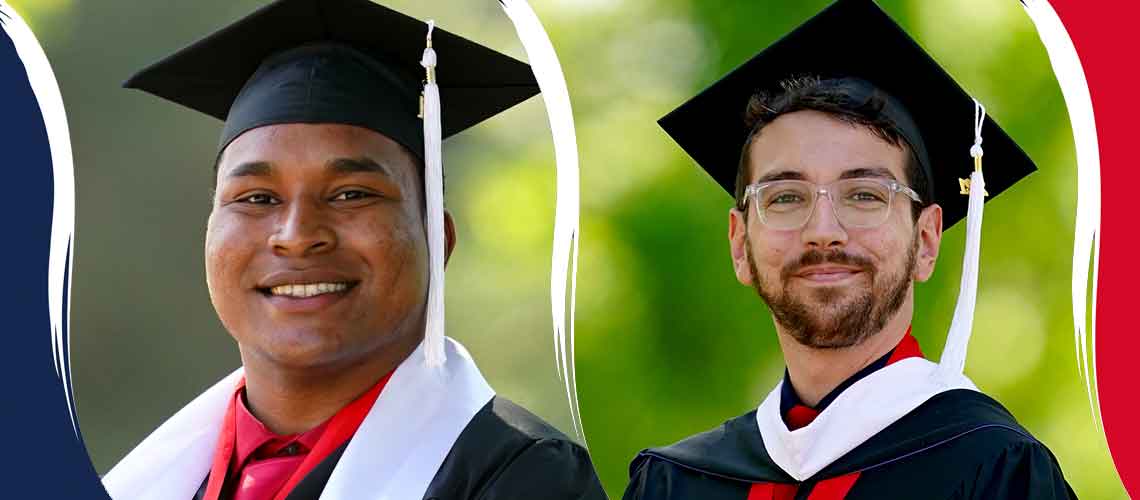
[233,389,330,468]
[780,326,923,418]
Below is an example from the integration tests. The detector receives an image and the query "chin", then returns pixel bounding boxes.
[241,327,351,370]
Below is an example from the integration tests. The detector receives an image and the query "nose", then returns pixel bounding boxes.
[268,198,337,257]
[800,191,848,249]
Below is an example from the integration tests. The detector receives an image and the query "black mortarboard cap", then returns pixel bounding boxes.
[124,0,539,158]
[659,0,1036,229]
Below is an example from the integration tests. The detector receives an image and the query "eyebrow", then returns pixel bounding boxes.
[838,167,898,181]
[223,157,396,179]
[754,166,899,184]
[328,157,394,178]
[754,170,807,183]
[225,161,272,179]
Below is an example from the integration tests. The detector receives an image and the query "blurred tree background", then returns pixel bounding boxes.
[10,0,1120,497]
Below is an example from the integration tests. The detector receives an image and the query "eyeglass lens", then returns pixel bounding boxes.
[755,179,895,229]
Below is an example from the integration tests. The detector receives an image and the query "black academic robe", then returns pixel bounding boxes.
[196,396,607,500]
[623,389,1074,499]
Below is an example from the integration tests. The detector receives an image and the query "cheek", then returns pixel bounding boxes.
[857,226,911,271]
[204,213,259,305]
[353,210,429,300]
[751,230,797,275]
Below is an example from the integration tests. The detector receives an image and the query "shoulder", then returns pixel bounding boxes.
[426,396,605,500]
[629,410,788,484]
[623,412,770,500]
[475,396,580,443]
[823,389,1042,476]
[886,389,1038,452]
[842,390,1073,499]
[916,394,1074,499]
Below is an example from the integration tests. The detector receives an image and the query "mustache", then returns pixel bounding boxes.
[781,249,874,281]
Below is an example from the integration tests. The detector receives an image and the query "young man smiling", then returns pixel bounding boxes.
[623,0,1073,498]
[101,1,605,499]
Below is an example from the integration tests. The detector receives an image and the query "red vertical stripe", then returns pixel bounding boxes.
[747,482,798,500]
[807,472,860,499]
[201,378,242,500]
[747,483,773,500]
[1044,0,1140,494]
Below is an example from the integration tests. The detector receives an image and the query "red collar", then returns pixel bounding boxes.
[885,328,924,365]
[233,391,329,469]
[201,372,393,500]
[783,327,924,430]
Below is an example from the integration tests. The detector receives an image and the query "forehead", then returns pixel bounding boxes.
[747,110,908,183]
[217,123,420,179]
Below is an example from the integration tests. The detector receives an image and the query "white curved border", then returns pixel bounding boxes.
[499,0,586,443]
[0,1,77,434]
[1021,0,1102,428]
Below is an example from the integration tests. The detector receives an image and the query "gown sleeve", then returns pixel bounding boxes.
[480,438,609,500]
[963,439,1077,499]
[621,456,652,500]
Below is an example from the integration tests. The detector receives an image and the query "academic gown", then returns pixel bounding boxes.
[623,389,1074,499]
[191,396,604,500]
[103,338,606,500]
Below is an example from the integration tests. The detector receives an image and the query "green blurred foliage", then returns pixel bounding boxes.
[9,0,1121,498]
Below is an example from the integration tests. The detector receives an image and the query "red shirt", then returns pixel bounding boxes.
[201,373,392,500]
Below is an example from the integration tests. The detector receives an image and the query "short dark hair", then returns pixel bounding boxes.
[735,76,930,221]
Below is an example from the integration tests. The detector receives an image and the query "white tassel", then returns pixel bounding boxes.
[1021,0,1102,427]
[421,21,446,368]
[937,101,987,379]
[499,0,585,443]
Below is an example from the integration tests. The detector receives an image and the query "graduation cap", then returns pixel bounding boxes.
[660,0,1038,377]
[124,0,548,369]
[658,0,1036,231]
[124,0,539,157]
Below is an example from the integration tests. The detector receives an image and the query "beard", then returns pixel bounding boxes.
[747,235,918,349]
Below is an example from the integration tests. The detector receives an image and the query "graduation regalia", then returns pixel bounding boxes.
[625,389,1073,499]
[104,0,601,498]
[107,340,605,500]
[626,0,1074,497]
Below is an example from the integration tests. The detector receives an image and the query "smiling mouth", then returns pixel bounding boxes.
[796,269,862,282]
[258,281,358,298]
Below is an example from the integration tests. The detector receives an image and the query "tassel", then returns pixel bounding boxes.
[499,0,585,443]
[937,100,987,379]
[1021,0,1101,427]
[421,21,446,368]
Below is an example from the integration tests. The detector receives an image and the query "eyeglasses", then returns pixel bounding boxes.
[742,177,922,230]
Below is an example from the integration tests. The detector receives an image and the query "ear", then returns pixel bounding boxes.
[728,207,755,286]
[443,209,457,267]
[913,203,943,282]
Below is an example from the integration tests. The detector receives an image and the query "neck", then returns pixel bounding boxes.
[239,331,423,435]
[776,301,913,408]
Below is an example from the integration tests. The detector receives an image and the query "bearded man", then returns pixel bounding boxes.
[622,0,1074,498]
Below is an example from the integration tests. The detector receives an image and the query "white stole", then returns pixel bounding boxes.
[755,357,977,481]
[102,337,494,500]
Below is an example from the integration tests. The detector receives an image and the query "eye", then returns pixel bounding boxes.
[238,193,279,205]
[331,190,376,202]
[848,190,887,203]
[767,192,806,206]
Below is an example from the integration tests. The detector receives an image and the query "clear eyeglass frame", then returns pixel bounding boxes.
[742,177,923,230]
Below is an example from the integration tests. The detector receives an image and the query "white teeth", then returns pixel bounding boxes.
[268,282,349,298]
